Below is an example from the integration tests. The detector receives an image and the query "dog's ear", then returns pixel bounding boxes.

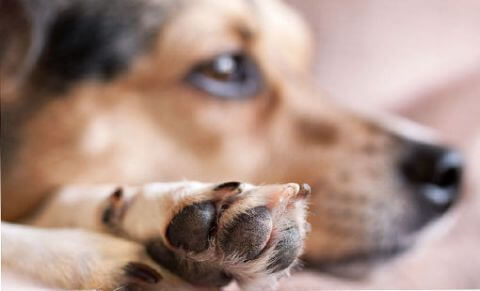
[0,0,57,98]
[1,0,167,97]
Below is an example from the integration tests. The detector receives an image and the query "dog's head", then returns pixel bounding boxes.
[1,0,463,274]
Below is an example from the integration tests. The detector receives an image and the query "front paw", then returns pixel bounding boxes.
[101,182,310,287]
[119,182,310,287]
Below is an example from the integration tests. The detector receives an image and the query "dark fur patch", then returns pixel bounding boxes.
[30,0,166,91]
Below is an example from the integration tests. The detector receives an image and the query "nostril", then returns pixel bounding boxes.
[401,142,463,213]
[433,151,463,188]
[401,143,463,187]
[435,164,459,187]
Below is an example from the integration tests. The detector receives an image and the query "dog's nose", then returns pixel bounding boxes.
[401,143,463,213]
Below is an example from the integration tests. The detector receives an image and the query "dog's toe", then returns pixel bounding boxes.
[114,182,309,287]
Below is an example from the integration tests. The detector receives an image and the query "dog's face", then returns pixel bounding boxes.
[1,0,462,272]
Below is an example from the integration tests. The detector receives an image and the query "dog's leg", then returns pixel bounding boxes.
[30,181,310,288]
[1,222,192,290]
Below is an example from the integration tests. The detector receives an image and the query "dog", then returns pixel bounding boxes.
[1,0,463,289]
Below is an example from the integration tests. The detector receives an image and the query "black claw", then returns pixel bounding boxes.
[102,187,125,227]
[214,181,241,191]
[124,262,162,284]
[112,187,124,200]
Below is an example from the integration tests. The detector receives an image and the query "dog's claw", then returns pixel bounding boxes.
[297,183,312,199]
[123,262,162,284]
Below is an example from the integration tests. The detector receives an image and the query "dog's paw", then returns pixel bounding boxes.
[102,182,310,287]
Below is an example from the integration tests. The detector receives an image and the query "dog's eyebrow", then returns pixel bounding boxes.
[236,0,259,42]
[230,0,258,43]
[234,22,255,43]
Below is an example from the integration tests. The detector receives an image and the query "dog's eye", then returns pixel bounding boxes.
[186,53,263,100]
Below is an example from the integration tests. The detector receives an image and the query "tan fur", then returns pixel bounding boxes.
[2,222,194,290]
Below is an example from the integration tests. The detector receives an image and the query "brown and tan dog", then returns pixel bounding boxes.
[1,0,463,289]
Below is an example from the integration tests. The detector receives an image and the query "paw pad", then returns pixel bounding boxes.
[218,206,272,260]
[167,201,216,253]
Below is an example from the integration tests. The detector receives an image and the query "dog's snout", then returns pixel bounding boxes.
[401,143,463,213]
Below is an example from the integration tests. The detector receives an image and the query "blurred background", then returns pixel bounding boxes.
[279,0,480,288]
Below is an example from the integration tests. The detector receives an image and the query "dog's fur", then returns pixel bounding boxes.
[1,0,461,289]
